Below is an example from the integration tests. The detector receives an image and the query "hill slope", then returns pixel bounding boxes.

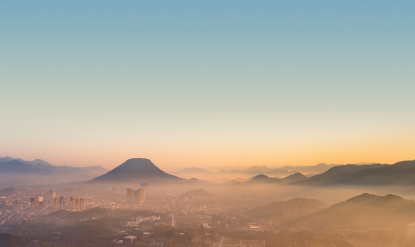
[247,198,327,220]
[284,193,415,231]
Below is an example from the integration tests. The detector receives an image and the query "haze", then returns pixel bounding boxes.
[2,2,415,247]
[1,1,415,170]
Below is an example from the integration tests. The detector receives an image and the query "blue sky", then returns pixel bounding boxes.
[1,1,414,169]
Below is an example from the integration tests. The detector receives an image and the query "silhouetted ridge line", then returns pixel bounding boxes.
[294,159,415,186]
[91,158,182,182]
[283,193,415,231]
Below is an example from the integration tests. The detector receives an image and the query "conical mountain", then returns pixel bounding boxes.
[282,172,308,183]
[244,174,282,184]
[91,158,181,182]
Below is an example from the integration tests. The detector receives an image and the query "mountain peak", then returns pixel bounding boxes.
[283,172,308,183]
[252,174,270,180]
[106,158,163,174]
[116,158,154,169]
[345,193,380,203]
[91,158,181,183]
[377,194,405,203]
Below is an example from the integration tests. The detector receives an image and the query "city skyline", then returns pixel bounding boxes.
[1,1,414,169]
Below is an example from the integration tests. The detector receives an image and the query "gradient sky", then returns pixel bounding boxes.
[1,1,414,170]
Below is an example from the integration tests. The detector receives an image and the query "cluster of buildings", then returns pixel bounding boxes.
[31,190,87,212]
[407,223,415,241]
[120,216,161,228]
[30,196,45,210]
[70,196,86,211]
[39,190,85,211]
[127,185,146,203]
[54,196,86,211]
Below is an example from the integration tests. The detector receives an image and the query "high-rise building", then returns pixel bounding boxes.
[59,196,65,210]
[48,190,56,199]
[140,188,146,203]
[69,196,75,211]
[30,197,39,210]
[134,188,146,203]
[127,188,134,200]
[38,196,44,210]
[140,183,148,189]
[29,196,45,210]
[134,189,141,202]
[407,223,415,241]
[75,198,80,211]
[54,197,60,210]
[79,197,86,211]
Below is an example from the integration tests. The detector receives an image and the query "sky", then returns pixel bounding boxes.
[1,1,414,170]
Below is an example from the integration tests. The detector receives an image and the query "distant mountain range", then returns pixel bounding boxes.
[281,163,337,175]
[229,173,309,186]
[90,158,182,183]
[173,166,292,178]
[171,164,335,183]
[0,157,107,186]
[0,157,106,174]
[176,167,216,174]
[295,160,415,186]
[224,160,415,187]
[0,157,197,186]
[2,156,415,188]
[174,163,338,177]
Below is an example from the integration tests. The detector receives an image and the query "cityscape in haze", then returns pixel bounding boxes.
[1,1,415,247]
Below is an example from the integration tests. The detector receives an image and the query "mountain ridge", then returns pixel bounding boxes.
[294,160,415,186]
[0,157,107,173]
[0,157,108,186]
[283,193,415,231]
